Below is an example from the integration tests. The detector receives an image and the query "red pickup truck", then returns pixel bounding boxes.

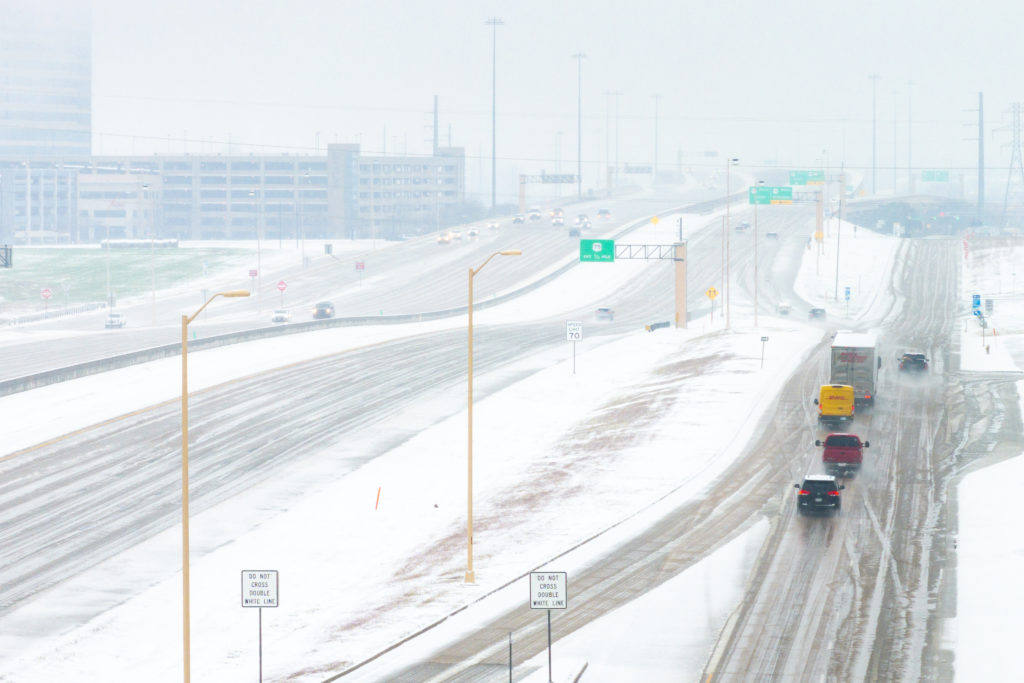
[815,433,869,476]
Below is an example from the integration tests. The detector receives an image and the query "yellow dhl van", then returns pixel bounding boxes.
[814,384,855,424]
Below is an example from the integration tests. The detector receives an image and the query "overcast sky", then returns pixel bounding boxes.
[81,0,1024,199]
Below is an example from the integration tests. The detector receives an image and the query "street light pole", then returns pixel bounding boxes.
[486,17,503,214]
[143,182,155,326]
[906,79,915,194]
[652,94,662,182]
[181,289,250,683]
[572,52,586,200]
[754,179,764,328]
[725,157,738,329]
[466,249,522,584]
[869,74,880,195]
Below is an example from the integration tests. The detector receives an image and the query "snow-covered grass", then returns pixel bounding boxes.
[953,238,1024,678]
[0,219,953,682]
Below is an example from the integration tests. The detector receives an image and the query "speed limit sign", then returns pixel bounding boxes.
[566,320,583,341]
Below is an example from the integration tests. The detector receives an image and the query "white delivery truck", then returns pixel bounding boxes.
[830,331,880,406]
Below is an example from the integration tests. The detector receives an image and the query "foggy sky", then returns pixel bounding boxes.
[74,0,1024,200]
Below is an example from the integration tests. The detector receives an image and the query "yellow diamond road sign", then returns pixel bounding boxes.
[706,287,719,300]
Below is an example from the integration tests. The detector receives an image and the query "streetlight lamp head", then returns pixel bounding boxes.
[220,290,251,298]
[730,158,740,165]
[499,250,522,256]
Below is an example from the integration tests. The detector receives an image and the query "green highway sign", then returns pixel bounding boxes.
[922,170,950,182]
[580,239,614,262]
[749,186,793,205]
[789,170,825,186]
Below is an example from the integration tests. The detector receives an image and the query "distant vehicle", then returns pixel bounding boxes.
[831,331,880,406]
[595,306,614,321]
[898,351,929,371]
[816,433,869,477]
[552,216,564,226]
[581,219,592,230]
[528,206,542,220]
[794,474,844,515]
[513,214,526,224]
[313,301,335,319]
[814,384,855,425]
[451,230,462,240]
[436,232,451,244]
[766,231,779,240]
[735,221,751,232]
[776,301,792,315]
[467,227,480,238]
[551,207,564,218]
[568,226,581,237]
[577,213,589,223]
[271,309,291,323]
[487,220,499,230]
[597,208,612,219]
[104,312,126,329]
[808,307,827,320]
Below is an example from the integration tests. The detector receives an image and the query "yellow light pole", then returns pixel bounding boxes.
[181,289,249,683]
[466,249,521,584]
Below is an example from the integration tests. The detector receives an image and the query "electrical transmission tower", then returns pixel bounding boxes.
[1001,102,1024,228]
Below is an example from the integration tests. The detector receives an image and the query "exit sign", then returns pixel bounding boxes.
[580,239,614,262]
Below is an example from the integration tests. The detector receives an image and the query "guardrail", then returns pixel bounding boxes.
[0,202,704,398]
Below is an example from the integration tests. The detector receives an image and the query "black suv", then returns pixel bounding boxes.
[794,474,844,515]
[313,301,335,319]
[898,351,928,371]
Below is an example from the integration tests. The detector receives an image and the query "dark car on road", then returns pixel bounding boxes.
[595,307,614,321]
[794,474,844,515]
[898,351,929,371]
[313,301,335,319]
[808,307,827,320]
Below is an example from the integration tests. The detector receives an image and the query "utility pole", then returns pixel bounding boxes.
[1000,102,1024,228]
[725,157,738,329]
[892,89,900,194]
[604,90,612,195]
[572,52,586,200]
[485,17,503,214]
[869,74,880,194]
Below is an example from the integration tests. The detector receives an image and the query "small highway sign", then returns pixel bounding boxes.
[705,286,719,300]
[580,239,614,262]
[241,570,279,608]
[789,170,825,185]
[276,280,287,292]
[355,261,365,271]
[530,572,568,610]
[40,287,52,300]
[972,293,980,309]
[566,320,583,341]
[249,269,258,278]
[922,170,950,182]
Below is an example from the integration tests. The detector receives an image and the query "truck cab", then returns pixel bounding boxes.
[815,433,869,476]
[814,384,855,424]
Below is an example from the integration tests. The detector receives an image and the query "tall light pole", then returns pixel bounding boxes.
[249,189,262,314]
[181,289,250,683]
[555,130,563,198]
[572,52,586,200]
[725,157,739,329]
[604,90,612,195]
[892,88,900,193]
[906,79,915,194]
[754,179,764,328]
[614,90,621,194]
[466,249,522,584]
[652,94,662,182]
[485,17,503,213]
[143,182,155,325]
[868,74,880,194]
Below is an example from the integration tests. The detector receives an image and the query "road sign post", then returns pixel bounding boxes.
[706,286,719,323]
[242,570,279,683]
[760,335,769,368]
[530,571,568,683]
[276,280,286,306]
[566,321,583,374]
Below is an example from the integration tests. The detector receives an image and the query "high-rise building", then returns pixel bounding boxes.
[0,0,92,157]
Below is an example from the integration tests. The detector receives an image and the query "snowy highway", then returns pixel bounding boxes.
[3,193,1023,681]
